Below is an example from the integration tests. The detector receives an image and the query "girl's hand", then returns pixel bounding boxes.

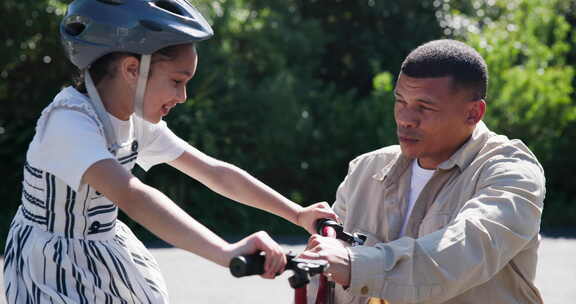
[296,202,339,235]
[225,231,286,279]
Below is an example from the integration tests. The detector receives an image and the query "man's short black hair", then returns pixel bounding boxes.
[400,39,488,100]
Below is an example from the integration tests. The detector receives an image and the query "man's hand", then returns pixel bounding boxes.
[296,202,339,235]
[298,234,351,286]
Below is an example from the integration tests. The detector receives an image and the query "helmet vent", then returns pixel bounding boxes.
[64,22,87,36]
[154,1,184,16]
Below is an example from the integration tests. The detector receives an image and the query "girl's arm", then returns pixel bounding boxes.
[83,158,285,278]
[168,146,337,234]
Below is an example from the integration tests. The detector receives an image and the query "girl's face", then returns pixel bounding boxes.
[142,45,198,123]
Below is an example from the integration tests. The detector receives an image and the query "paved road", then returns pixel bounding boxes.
[1,237,575,303]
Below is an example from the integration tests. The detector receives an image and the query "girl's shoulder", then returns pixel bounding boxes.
[36,87,104,134]
[26,88,115,190]
[43,86,98,118]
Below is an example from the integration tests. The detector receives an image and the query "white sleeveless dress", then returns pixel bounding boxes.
[3,87,188,303]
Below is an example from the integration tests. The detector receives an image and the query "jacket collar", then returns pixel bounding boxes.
[372,121,493,184]
[437,121,493,171]
[371,150,411,187]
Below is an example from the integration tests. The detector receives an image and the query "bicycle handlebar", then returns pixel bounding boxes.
[315,218,366,246]
[230,252,327,277]
[229,252,270,278]
[229,218,365,290]
[229,252,328,288]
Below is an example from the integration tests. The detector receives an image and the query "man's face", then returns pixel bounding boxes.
[394,73,481,169]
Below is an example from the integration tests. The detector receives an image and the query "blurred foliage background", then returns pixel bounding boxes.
[1,0,575,249]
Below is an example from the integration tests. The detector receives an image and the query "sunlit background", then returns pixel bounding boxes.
[1,0,575,247]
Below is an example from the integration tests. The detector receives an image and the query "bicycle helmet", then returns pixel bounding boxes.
[59,0,213,154]
[61,0,213,69]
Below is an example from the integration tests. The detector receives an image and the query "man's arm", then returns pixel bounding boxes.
[303,158,544,303]
[346,160,544,303]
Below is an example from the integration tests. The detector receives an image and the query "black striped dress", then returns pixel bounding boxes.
[4,87,188,303]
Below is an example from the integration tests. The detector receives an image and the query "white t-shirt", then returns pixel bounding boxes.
[400,159,435,236]
[27,87,188,191]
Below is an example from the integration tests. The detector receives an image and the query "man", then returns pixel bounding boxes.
[301,39,545,304]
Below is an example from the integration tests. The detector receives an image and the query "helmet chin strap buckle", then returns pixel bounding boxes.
[134,54,151,120]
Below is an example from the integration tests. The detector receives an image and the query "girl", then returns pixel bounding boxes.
[3,0,336,303]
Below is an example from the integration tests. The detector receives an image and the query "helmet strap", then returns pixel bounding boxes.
[84,69,120,155]
[134,54,151,119]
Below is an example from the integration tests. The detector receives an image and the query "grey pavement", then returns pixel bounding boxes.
[1,237,575,303]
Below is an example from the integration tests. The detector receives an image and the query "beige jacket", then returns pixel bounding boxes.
[332,121,545,304]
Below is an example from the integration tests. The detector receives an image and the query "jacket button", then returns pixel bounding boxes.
[361,286,369,295]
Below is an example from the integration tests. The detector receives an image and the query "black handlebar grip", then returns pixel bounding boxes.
[229,253,266,277]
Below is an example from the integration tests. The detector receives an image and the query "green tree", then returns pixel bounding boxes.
[2,0,574,251]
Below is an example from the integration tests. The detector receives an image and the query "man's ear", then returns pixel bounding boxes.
[466,99,486,125]
[118,56,140,87]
